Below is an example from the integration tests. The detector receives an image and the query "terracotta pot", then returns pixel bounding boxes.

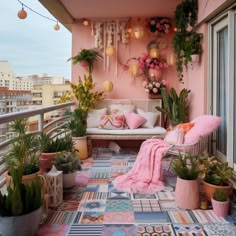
[211,198,229,217]
[175,177,200,209]
[202,180,233,202]
[72,136,88,160]
[63,172,77,188]
[40,152,59,173]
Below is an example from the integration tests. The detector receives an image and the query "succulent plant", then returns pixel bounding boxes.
[52,151,81,174]
[0,164,42,216]
[212,189,228,202]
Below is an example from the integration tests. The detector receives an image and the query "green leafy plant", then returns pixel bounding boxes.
[173,0,203,82]
[6,119,39,175]
[212,189,228,202]
[172,152,200,180]
[198,153,233,186]
[156,88,191,127]
[0,164,42,216]
[52,151,81,174]
[39,133,74,153]
[68,48,102,74]
[67,108,87,137]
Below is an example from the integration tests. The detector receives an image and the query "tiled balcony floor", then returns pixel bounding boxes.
[38,148,236,236]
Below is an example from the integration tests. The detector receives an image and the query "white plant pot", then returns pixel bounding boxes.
[0,207,42,236]
[191,54,200,63]
[63,172,77,188]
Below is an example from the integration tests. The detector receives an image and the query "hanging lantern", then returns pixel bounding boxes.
[17,6,27,20]
[54,22,60,31]
[149,48,159,59]
[105,46,116,56]
[132,25,145,39]
[103,80,113,92]
[129,63,139,77]
[167,52,176,65]
[44,165,63,208]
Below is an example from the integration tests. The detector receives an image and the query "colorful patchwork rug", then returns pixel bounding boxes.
[38,148,236,235]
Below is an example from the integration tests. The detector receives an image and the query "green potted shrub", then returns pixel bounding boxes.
[68,48,102,74]
[39,134,74,172]
[52,151,81,188]
[211,189,229,217]
[0,164,42,236]
[198,153,233,201]
[172,152,200,209]
[5,118,39,185]
[155,88,191,128]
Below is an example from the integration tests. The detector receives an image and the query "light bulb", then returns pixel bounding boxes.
[54,22,60,31]
[17,6,27,20]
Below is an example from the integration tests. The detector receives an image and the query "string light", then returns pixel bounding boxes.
[83,19,89,26]
[17,0,60,31]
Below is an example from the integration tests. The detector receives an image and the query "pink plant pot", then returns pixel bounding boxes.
[211,198,229,217]
[175,177,200,209]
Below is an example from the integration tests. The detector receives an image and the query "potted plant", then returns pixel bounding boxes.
[198,153,233,201]
[155,87,191,128]
[172,152,200,209]
[39,133,74,172]
[0,164,42,236]
[211,189,229,217]
[68,48,102,74]
[5,118,39,185]
[61,74,104,159]
[52,151,81,188]
[173,0,203,83]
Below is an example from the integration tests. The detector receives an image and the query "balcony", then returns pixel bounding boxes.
[0,103,236,235]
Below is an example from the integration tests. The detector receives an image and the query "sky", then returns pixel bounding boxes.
[0,0,72,80]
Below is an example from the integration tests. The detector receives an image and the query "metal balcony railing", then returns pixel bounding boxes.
[0,102,74,188]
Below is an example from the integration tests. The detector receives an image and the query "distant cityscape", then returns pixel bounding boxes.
[0,60,71,142]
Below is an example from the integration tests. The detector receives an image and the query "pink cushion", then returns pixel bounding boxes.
[164,128,184,145]
[124,110,147,129]
[184,115,221,144]
[98,115,124,129]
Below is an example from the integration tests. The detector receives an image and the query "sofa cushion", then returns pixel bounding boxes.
[87,108,107,128]
[98,114,124,130]
[110,104,135,115]
[137,108,160,128]
[176,122,195,134]
[124,110,147,129]
[164,128,185,145]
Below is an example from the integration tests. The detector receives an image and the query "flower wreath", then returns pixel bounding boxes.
[147,17,171,34]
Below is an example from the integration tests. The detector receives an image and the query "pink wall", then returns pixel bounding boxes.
[183,0,228,120]
[71,21,178,99]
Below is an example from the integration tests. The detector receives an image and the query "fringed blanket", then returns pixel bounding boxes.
[113,139,171,194]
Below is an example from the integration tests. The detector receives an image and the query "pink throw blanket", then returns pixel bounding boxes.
[113,139,171,194]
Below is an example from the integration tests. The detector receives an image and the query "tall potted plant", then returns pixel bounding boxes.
[155,87,191,128]
[62,74,104,159]
[0,164,42,236]
[172,152,200,209]
[52,151,81,188]
[5,118,39,185]
[68,48,102,75]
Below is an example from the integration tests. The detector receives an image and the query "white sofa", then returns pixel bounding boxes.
[86,99,166,140]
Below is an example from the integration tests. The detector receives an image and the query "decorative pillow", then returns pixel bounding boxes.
[110,104,135,115]
[164,128,185,145]
[98,115,124,130]
[87,108,107,128]
[176,122,195,134]
[124,110,147,129]
[184,115,221,144]
[137,108,160,128]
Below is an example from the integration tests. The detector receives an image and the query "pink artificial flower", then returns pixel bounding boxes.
[149,83,153,88]
[145,89,149,93]
[150,20,156,25]
[143,81,148,87]
[156,23,160,27]
[162,80,167,86]
[153,88,158,93]
[156,82,160,88]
